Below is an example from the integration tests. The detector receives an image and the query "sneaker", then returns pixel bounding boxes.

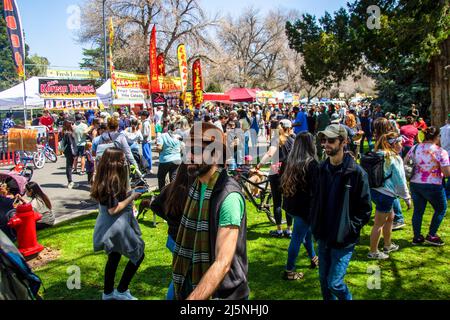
[102,291,116,300]
[67,182,74,189]
[80,171,85,175]
[367,251,389,260]
[425,235,445,246]
[412,235,425,246]
[269,230,284,238]
[283,230,292,238]
[392,222,406,230]
[113,289,138,300]
[384,243,399,254]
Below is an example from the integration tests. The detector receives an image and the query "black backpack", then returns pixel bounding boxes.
[360,152,392,188]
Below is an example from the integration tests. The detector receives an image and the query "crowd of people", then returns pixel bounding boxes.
[1,100,449,301]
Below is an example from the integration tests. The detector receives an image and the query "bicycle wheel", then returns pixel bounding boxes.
[33,151,46,169]
[45,148,58,162]
[261,193,287,225]
[23,166,34,181]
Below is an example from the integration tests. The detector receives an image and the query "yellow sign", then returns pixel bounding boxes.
[158,76,182,93]
[46,69,101,79]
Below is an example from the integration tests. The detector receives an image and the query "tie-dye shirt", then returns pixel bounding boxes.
[408,143,450,185]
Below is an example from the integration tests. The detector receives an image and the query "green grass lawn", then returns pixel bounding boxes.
[34,196,449,300]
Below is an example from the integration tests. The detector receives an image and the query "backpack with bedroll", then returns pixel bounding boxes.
[0,230,42,300]
[360,152,392,188]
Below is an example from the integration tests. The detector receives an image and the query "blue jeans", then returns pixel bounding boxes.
[166,235,176,300]
[286,215,316,271]
[410,183,447,238]
[318,240,355,301]
[393,198,404,224]
[142,142,152,170]
[445,178,450,199]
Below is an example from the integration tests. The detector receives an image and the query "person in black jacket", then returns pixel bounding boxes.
[311,124,372,300]
[281,132,319,280]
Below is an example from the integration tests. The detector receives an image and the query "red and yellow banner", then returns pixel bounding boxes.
[192,59,204,108]
[149,25,159,92]
[108,17,115,90]
[3,0,25,78]
[157,53,166,77]
[158,76,182,93]
[111,71,149,100]
[177,44,188,94]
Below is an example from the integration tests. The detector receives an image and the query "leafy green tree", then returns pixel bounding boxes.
[205,82,223,93]
[286,0,449,125]
[79,47,105,79]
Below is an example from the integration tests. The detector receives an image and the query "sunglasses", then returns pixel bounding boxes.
[321,137,341,144]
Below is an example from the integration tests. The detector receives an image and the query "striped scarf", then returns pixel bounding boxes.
[172,169,222,300]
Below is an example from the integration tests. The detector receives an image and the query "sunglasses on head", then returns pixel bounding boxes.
[321,137,341,144]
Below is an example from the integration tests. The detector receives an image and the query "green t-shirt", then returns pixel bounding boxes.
[199,183,244,227]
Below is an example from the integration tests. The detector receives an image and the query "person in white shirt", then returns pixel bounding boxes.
[440,114,450,198]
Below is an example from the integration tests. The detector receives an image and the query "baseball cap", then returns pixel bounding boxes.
[319,124,348,140]
[279,119,292,129]
[330,113,341,124]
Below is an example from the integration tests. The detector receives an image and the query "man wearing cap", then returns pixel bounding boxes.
[441,114,450,198]
[292,106,308,135]
[311,124,372,300]
[172,122,249,300]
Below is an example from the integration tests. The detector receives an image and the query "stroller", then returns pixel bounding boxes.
[0,172,28,196]
[0,230,42,300]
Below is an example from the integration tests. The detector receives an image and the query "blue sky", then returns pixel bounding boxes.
[18,0,347,69]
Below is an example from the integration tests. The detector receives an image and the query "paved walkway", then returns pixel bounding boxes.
[1,153,159,225]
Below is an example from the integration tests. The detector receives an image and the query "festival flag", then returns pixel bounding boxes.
[192,59,204,108]
[156,53,166,77]
[108,17,116,92]
[177,44,189,99]
[3,0,26,78]
[149,25,159,92]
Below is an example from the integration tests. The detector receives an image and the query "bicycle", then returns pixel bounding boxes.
[9,163,34,182]
[228,167,285,225]
[13,150,46,170]
[40,142,58,163]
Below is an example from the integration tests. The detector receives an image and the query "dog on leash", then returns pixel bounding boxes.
[246,169,265,198]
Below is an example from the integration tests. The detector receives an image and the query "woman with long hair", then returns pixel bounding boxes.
[368,132,411,259]
[16,182,55,230]
[405,127,450,246]
[281,132,319,280]
[256,119,295,238]
[91,148,145,300]
[147,163,194,299]
[61,120,77,189]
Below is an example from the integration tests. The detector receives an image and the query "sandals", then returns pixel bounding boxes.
[283,270,304,281]
[310,256,319,269]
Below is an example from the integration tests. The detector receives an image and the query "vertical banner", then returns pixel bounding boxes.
[156,53,166,77]
[3,0,26,78]
[108,17,116,95]
[177,44,189,100]
[149,25,159,93]
[192,59,204,108]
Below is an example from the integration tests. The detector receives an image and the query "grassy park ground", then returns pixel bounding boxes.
[34,196,449,300]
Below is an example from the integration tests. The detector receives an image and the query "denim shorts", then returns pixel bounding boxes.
[76,146,85,157]
[371,189,396,213]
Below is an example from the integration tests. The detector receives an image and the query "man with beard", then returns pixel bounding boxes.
[311,124,372,300]
[172,122,249,300]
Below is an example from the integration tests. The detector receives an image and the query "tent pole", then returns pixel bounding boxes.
[22,77,27,128]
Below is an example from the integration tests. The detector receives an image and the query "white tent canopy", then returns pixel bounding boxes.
[0,77,44,109]
[96,79,149,107]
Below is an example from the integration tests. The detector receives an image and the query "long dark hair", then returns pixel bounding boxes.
[281,132,317,197]
[166,163,194,218]
[90,148,129,204]
[423,126,440,142]
[26,182,52,210]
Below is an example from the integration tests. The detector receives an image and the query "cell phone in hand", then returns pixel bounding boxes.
[134,188,148,194]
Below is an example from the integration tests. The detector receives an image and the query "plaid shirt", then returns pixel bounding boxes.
[2,118,15,135]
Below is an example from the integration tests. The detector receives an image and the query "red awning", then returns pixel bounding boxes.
[225,88,259,102]
[203,93,233,104]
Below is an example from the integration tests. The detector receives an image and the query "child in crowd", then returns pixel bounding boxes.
[85,142,95,185]
[91,147,145,301]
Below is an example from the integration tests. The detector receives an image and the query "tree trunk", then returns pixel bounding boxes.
[430,36,450,126]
